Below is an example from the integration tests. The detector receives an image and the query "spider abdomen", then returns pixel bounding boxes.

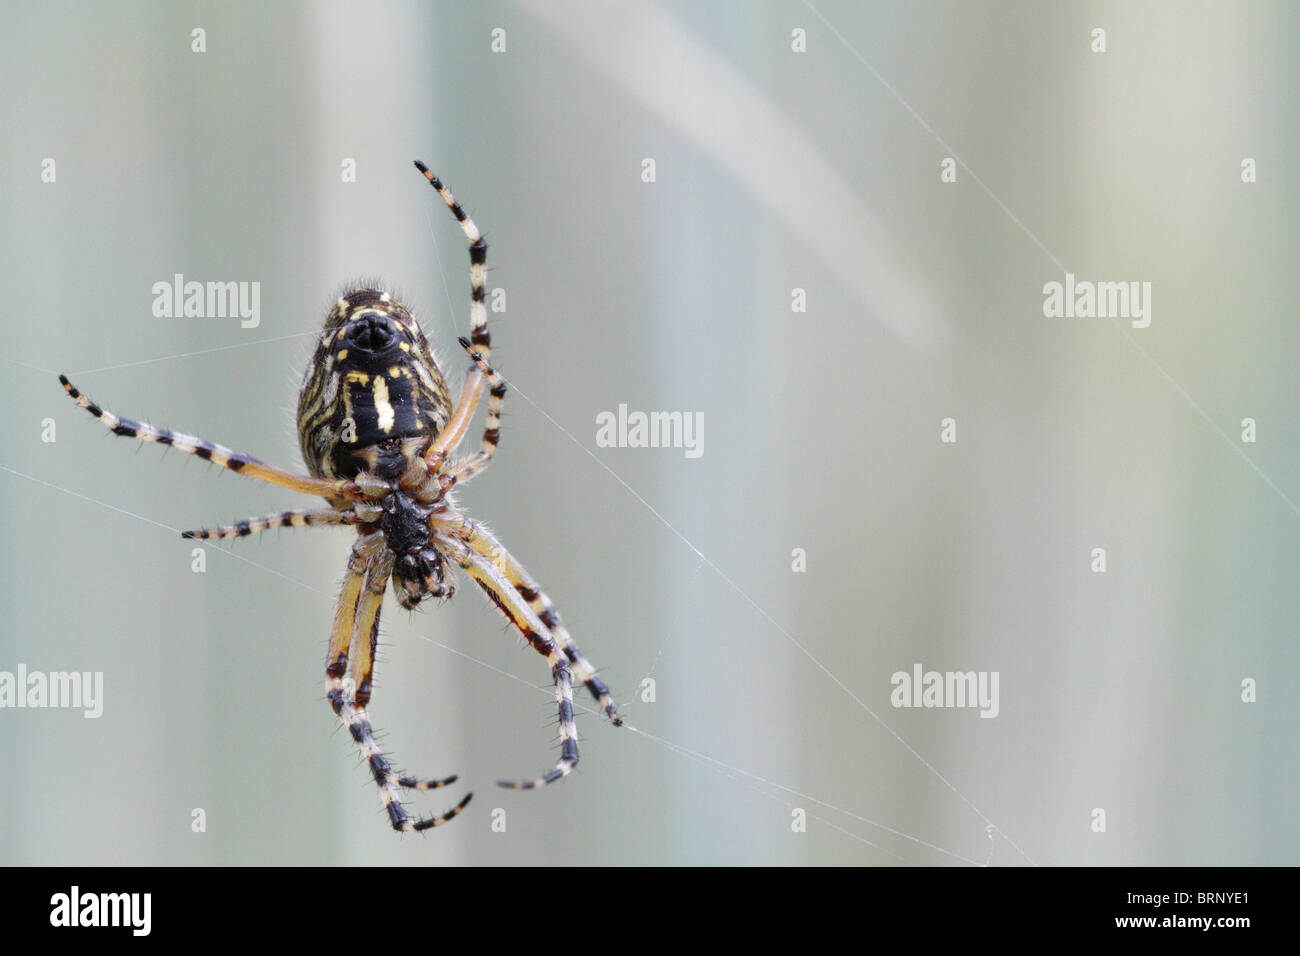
[58,162,622,833]
[296,289,452,482]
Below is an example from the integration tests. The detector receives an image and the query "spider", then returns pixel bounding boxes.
[58,161,621,832]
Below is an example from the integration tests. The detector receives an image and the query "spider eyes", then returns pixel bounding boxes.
[344,313,398,354]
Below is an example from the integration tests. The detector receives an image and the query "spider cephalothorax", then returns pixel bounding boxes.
[59,161,622,832]
[381,487,453,608]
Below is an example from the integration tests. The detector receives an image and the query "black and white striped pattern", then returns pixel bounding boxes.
[435,530,581,790]
[521,584,620,726]
[60,375,356,501]
[435,338,508,493]
[60,374,249,470]
[415,161,506,467]
[434,511,621,726]
[182,509,352,540]
[327,679,471,831]
[55,161,622,835]
[326,540,471,830]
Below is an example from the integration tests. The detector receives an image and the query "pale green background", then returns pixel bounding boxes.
[0,0,1296,865]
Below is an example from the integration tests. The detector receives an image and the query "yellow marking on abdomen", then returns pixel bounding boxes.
[373,375,395,432]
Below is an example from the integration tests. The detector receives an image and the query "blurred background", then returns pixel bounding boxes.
[0,0,1296,865]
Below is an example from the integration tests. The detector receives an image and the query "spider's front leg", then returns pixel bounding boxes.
[433,511,622,726]
[432,525,582,790]
[327,532,471,830]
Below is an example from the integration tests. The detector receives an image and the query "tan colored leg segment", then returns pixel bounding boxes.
[60,375,360,500]
[327,537,470,829]
[433,529,580,790]
[433,512,621,725]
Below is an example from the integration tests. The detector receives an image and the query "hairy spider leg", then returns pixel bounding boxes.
[181,508,356,540]
[414,161,504,472]
[58,161,621,833]
[59,375,362,501]
[434,339,508,495]
[433,512,621,725]
[433,530,579,790]
[326,533,471,831]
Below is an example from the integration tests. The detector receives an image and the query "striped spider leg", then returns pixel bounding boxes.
[428,510,621,788]
[432,506,622,730]
[410,160,622,781]
[57,160,620,833]
[57,375,471,832]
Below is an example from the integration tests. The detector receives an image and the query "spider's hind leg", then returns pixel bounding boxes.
[435,338,507,495]
[58,375,360,500]
[414,163,507,476]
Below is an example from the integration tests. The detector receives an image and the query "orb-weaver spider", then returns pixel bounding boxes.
[59,161,621,832]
